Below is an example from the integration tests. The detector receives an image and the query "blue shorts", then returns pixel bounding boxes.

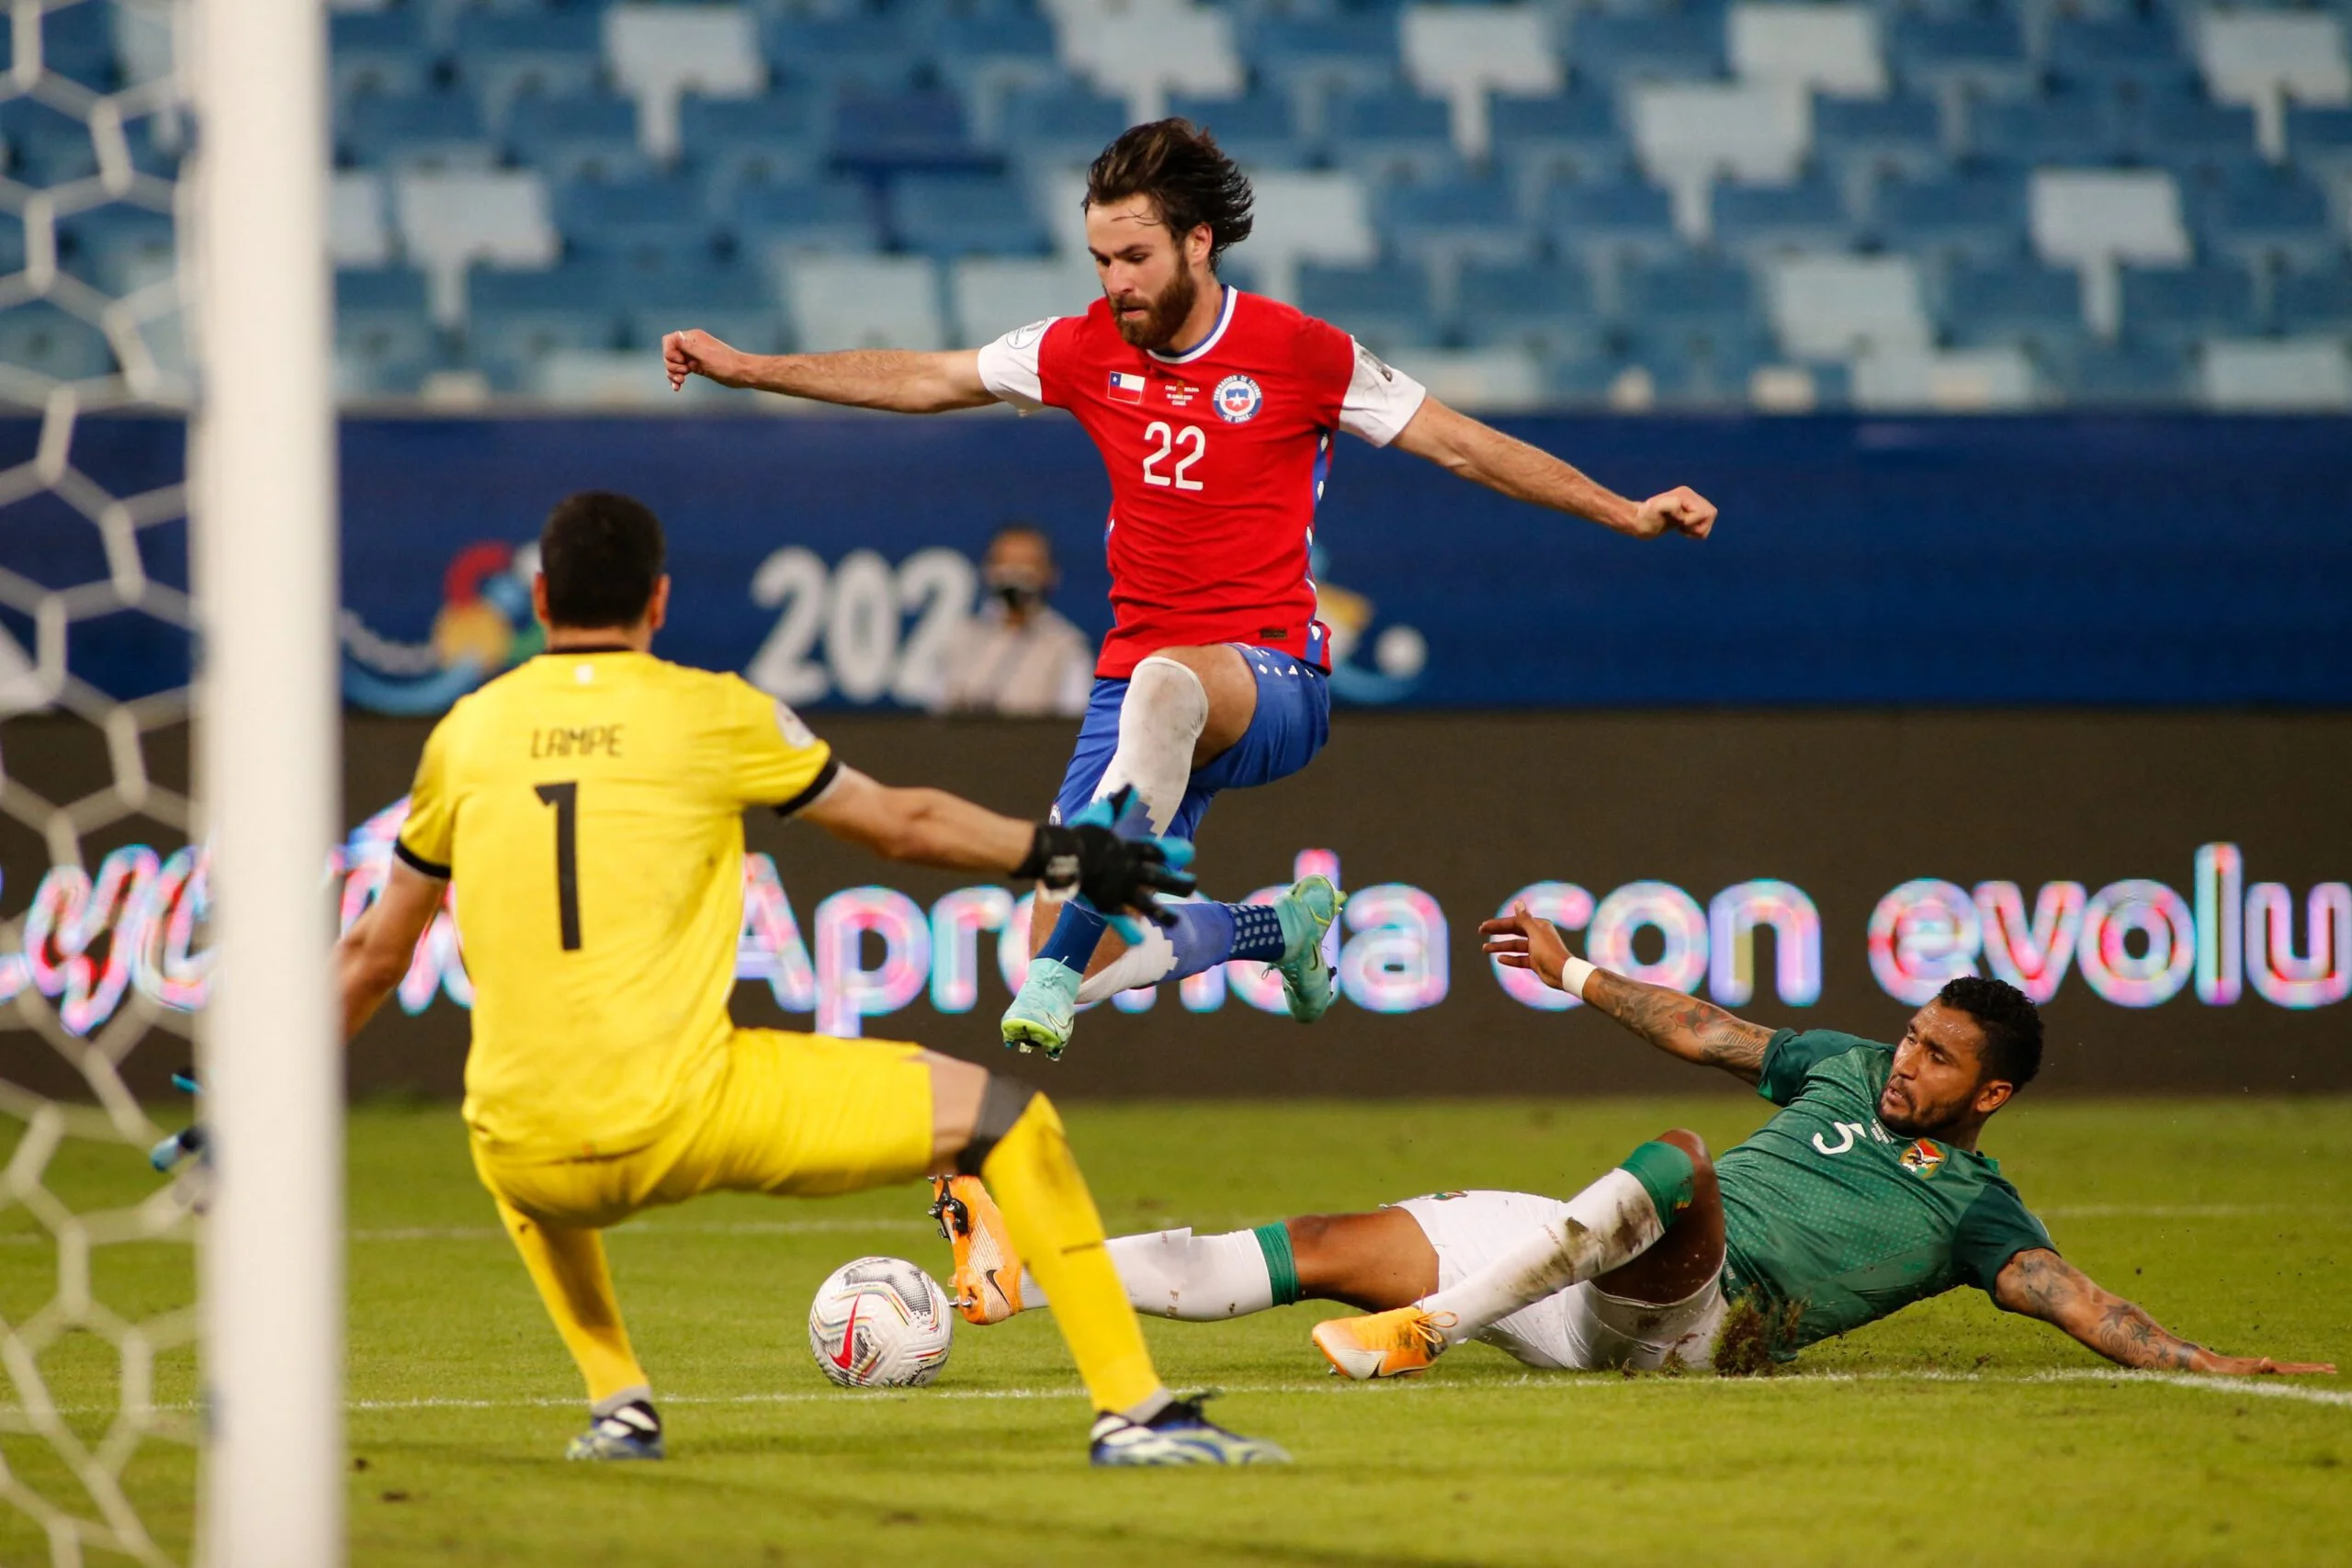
[1051,646,1331,844]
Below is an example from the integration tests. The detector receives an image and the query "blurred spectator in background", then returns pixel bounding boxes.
[930,523,1092,718]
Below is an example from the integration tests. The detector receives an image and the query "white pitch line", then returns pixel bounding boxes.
[345,1217,932,1243]
[16,1369,2345,1422]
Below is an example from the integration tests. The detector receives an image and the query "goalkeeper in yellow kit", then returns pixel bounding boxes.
[335,491,1286,1466]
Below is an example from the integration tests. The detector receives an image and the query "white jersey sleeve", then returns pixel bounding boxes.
[1337,337,1429,446]
[975,318,1057,412]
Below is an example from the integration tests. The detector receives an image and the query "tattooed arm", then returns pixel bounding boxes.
[1479,905,1773,1083]
[1993,1248,2336,1375]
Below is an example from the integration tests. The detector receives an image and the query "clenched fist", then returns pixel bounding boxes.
[1632,486,1717,541]
[663,328,749,392]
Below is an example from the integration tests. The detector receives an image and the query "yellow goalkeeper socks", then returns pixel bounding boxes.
[978,1091,1166,1417]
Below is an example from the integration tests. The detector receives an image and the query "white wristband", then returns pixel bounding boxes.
[1560,955,1596,1001]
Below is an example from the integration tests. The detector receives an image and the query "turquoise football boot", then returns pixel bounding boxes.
[1272,874,1345,1023]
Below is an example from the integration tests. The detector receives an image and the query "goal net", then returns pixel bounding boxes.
[0,0,339,1562]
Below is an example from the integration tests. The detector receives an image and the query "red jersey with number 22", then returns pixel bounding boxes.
[976,288,1427,679]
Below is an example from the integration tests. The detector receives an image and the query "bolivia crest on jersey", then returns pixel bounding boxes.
[1213,373,1263,423]
[1900,1138,1945,1178]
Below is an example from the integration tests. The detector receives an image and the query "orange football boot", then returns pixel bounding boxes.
[928,1174,1026,1325]
[1311,1306,1453,1380]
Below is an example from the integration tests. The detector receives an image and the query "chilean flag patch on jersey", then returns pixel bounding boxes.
[1107,369,1147,404]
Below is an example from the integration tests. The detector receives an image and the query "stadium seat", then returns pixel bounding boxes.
[331,9,434,102]
[1711,174,1857,259]
[1396,345,1549,413]
[2199,336,2352,410]
[1325,87,1462,186]
[1222,169,1377,301]
[522,347,677,406]
[889,172,1052,257]
[998,82,1133,175]
[338,91,496,174]
[58,207,175,296]
[1166,89,1311,170]
[1849,343,2037,412]
[831,88,982,172]
[2198,10,2352,160]
[946,254,1097,347]
[451,10,605,136]
[2276,268,2352,336]
[2284,104,2352,187]
[1381,177,1536,302]
[1064,8,1244,123]
[1619,324,1783,410]
[1812,93,1945,207]
[2048,337,2191,405]
[1767,253,1931,357]
[1535,174,1683,274]
[614,258,782,353]
[335,266,438,399]
[2194,167,2339,272]
[394,169,560,324]
[1244,14,1401,140]
[2030,168,2190,333]
[605,4,764,161]
[763,14,923,95]
[554,173,722,264]
[2124,91,2262,184]
[331,171,394,268]
[1454,259,1603,362]
[0,301,113,384]
[932,12,1063,142]
[1619,254,1761,336]
[466,260,628,383]
[1871,164,2028,265]
[1569,11,1729,85]
[2044,16,2198,97]
[679,91,822,204]
[781,254,946,352]
[1489,85,1630,205]
[1969,90,2123,167]
[1939,261,2088,356]
[1729,4,1887,99]
[730,180,884,268]
[2117,263,2259,349]
[1293,260,1442,356]
[1631,82,1811,241]
[504,95,650,186]
[1399,4,1564,160]
[1887,16,2032,107]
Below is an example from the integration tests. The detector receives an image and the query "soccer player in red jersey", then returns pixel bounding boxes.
[664,120,1719,1060]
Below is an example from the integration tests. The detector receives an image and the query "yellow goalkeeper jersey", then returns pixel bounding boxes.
[395,647,838,1159]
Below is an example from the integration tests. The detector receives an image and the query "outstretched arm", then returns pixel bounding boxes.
[663,330,995,412]
[1480,906,1771,1083]
[337,858,445,1040]
[1389,396,1717,541]
[1994,1248,2336,1375]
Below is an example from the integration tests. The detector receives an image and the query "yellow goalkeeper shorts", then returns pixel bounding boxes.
[469,1028,936,1230]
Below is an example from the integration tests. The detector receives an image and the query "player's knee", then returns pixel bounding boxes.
[955,1074,1040,1176]
[1657,1127,1713,1175]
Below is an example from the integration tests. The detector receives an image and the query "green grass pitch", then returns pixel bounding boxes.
[5,1096,2349,1566]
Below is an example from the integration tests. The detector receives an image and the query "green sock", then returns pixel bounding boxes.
[1251,1223,1301,1306]
[1620,1139,1698,1223]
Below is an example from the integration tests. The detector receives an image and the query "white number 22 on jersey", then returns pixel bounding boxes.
[1140,422,1205,491]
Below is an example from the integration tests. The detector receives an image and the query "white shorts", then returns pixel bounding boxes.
[1393,1190,1727,1371]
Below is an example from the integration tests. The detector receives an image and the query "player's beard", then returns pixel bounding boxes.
[1109,267,1197,350]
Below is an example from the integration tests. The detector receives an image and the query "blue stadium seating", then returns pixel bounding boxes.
[1873,167,2030,265]
[1325,88,1460,185]
[2126,92,2262,182]
[1712,175,1856,257]
[1619,254,1760,336]
[1489,85,1628,196]
[506,95,648,186]
[1248,15,1402,125]
[1536,175,1681,271]
[997,83,1128,170]
[615,259,781,354]
[1569,12,1727,85]
[730,180,883,264]
[888,172,1049,257]
[1382,177,1535,277]
[1887,16,2032,103]
[466,260,629,383]
[452,11,605,132]
[2196,169,2339,272]
[2044,17,2198,96]
[831,87,981,171]
[1971,90,2124,165]
[1168,90,1310,170]
[767,15,925,94]
[1812,94,1944,192]
[681,93,824,201]
[2276,271,2352,336]
[1456,259,1602,360]
[331,11,435,102]
[2050,339,2192,406]
[2118,263,2261,347]
[336,268,439,397]
[338,91,492,172]
[1294,260,1442,355]
[1939,263,2087,357]
[554,174,722,261]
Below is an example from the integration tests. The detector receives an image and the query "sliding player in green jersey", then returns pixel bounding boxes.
[933,905,2333,1381]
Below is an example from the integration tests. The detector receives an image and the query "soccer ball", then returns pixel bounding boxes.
[807,1256,956,1388]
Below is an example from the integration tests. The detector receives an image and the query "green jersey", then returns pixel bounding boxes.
[1717,1029,2053,1352]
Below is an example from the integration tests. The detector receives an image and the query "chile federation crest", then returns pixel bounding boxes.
[1213,373,1263,423]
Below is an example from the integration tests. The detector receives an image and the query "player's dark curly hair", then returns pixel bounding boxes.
[1084,118,1254,269]
[540,491,665,629]
[1935,976,2045,1090]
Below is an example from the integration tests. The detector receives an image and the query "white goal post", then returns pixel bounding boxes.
[189,0,342,1561]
